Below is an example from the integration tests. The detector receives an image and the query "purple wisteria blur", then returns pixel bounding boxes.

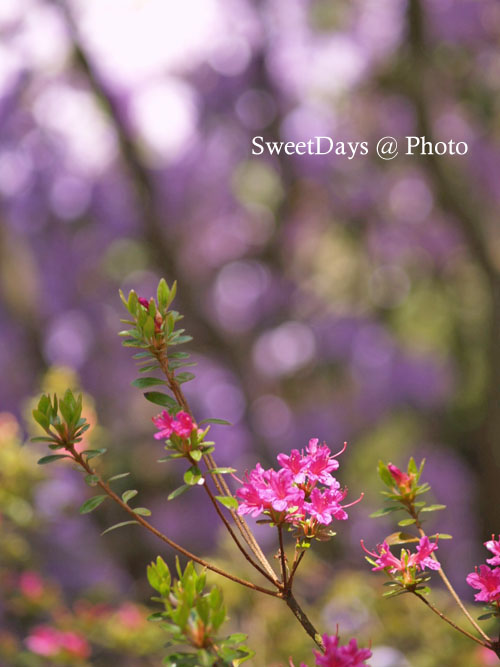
[1,0,500,665]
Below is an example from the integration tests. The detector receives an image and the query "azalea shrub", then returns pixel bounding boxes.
[28,279,500,666]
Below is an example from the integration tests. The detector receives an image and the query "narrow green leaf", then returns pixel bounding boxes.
[101,521,139,536]
[175,372,195,384]
[198,418,232,426]
[83,448,107,460]
[378,461,395,487]
[208,467,236,475]
[168,484,190,501]
[398,518,416,526]
[122,489,138,504]
[143,391,178,409]
[79,495,107,514]
[184,466,203,486]
[131,377,167,389]
[31,436,57,443]
[37,454,71,465]
[133,507,151,516]
[108,472,131,482]
[420,504,446,512]
[369,506,400,518]
[33,409,50,430]
[215,496,239,510]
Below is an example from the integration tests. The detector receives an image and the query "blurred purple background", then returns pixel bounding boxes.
[1,0,500,660]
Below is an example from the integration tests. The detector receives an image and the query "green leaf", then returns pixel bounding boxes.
[101,521,139,536]
[369,506,401,518]
[420,504,446,512]
[478,613,495,620]
[168,484,190,501]
[37,454,71,465]
[385,531,420,545]
[85,474,99,487]
[208,467,236,475]
[190,449,203,461]
[108,472,131,482]
[144,391,178,409]
[432,533,453,539]
[133,507,151,516]
[198,418,232,426]
[398,518,416,526]
[131,377,167,389]
[83,448,107,460]
[215,496,239,510]
[378,461,395,488]
[33,409,50,430]
[408,456,418,475]
[31,436,57,443]
[157,277,169,309]
[122,489,138,504]
[184,466,203,486]
[79,495,107,514]
[175,372,195,384]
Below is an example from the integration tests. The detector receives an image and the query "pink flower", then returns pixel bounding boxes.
[304,487,349,525]
[25,626,61,657]
[171,411,195,438]
[485,535,500,566]
[236,464,270,518]
[152,410,174,440]
[152,410,195,440]
[59,632,91,659]
[467,565,500,603]
[305,439,344,486]
[263,468,305,513]
[277,449,309,484]
[138,297,149,309]
[387,463,414,492]
[300,633,371,666]
[19,571,44,599]
[362,536,440,575]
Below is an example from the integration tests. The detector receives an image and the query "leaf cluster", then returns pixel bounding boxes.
[147,557,254,666]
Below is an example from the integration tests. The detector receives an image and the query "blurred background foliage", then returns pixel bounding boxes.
[1,0,500,664]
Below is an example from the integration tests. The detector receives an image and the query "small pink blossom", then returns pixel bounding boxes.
[387,463,413,492]
[277,449,309,484]
[25,626,61,657]
[300,633,371,666]
[152,410,195,440]
[467,565,500,603]
[172,411,195,438]
[304,487,349,525]
[19,571,44,599]
[362,536,440,576]
[59,632,91,659]
[305,439,343,486]
[138,297,150,309]
[485,535,500,566]
[236,464,270,518]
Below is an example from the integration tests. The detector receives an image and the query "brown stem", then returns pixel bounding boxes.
[278,525,287,588]
[410,506,491,642]
[70,447,278,598]
[287,549,306,591]
[154,348,278,581]
[413,592,489,648]
[284,592,324,651]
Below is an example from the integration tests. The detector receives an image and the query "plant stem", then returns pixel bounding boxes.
[413,592,489,648]
[154,347,278,581]
[278,525,287,588]
[287,548,306,591]
[70,446,278,598]
[284,591,324,651]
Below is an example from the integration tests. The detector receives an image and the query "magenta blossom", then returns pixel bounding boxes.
[263,468,305,513]
[152,410,195,440]
[466,565,500,603]
[305,439,345,486]
[138,297,150,309]
[25,626,90,659]
[236,463,271,518]
[304,487,349,525]
[277,449,309,484]
[485,535,500,566]
[387,463,414,492]
[299,633,372,666]
[362,536,440,577]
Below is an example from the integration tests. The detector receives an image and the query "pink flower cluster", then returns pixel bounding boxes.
[299,633,371,667]
[236,439,360,537]
[362,536,440,579]
[467,535,500,603]
[25,625,90,659]
[152,410,195,441]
